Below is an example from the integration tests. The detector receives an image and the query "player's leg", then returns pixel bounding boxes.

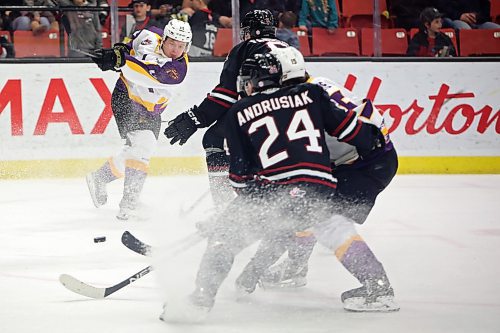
[115,96,161,220]
[257,231,316,289]
[235,230,296,293]
[86,86,130,207]
[202,120,235,212]
[166,196,262,317]
[314,215,399,312]
[116,129,157,220]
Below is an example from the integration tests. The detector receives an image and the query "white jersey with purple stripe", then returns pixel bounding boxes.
[308,76,393,165]
[118,27,189,114]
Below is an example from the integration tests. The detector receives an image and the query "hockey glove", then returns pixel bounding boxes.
[164,106,201,145]
[92,46,126,72]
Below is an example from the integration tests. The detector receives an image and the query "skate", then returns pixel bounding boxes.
[258,259,308,289]
[159,289,213,323]
[235,271,259,296]
[86,172,107,208]
[341,279,400,312]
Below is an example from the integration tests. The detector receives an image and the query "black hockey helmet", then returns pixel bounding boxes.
[240,9,276,41]
[237,53,282,95]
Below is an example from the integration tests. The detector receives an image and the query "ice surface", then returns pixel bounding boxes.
[1,175,499,333]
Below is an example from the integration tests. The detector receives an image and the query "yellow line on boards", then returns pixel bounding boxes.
[0,156,499,179]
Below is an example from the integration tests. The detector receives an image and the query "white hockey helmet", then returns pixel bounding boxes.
[270,47,306,84]
[162,19,192,52]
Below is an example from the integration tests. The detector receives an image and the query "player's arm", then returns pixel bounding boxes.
[164,44,242,145]
[225,109,256,193]
[318,87,384,155]
[120,54,188,87]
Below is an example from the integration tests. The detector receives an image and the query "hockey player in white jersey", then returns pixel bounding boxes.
[234,47,400,313]
[86,19,192,220]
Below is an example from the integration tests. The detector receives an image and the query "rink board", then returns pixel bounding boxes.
[0,61,499,178]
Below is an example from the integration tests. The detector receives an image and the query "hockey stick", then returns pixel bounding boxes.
[59,232,204,299]
[121,230,204,257]
[70,47,99,58]
[179,189,210,218]
[121,231,152,256]
[59,265,153,299]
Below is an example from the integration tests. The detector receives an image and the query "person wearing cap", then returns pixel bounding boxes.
[407,7,457,57]
[87,19,193,220]
[121,0,162,43]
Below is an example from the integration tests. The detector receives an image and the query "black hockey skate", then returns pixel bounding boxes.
[258,259,308,289]
[341,278,400,312]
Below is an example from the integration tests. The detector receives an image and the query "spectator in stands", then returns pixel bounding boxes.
[388,0,434,30]
[276,11,300,49]
[12,0,59,34]
[208,0,256,19]
[60,0,102,57]
[0,34,15,58]
[121,0,162,43]
[407,7,456,57]
[298,0,338,34]
[187,0,221,57]
[437,0,500,30]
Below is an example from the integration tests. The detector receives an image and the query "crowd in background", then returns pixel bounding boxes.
[1,0,499,58]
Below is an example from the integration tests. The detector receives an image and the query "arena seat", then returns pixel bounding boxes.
[292,28,312,57]
[459,29,500,56]
[311,28,360,56]
[491,0,500,24]
[342,0,390,28]
[361,28,408,56]
[13,30,61,57]
[212,28,232,57]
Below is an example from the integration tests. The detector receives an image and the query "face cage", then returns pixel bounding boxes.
[240,27,250,41]
[237,74,251,96]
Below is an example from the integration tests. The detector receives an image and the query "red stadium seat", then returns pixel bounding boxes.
[13,30,61,57]
[342,0,390,28]
[361,28,408,56]
[311,28,360,56]
[118,0,131,7]
[212,28,232,57]
[101,29,111,48]
[491,0,500,24]
[409,28,458,52]
[459,29,500,56]
[292,28,312,57]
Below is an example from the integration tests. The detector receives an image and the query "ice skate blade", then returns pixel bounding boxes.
[343,296,400,312]
[259,276,307,290]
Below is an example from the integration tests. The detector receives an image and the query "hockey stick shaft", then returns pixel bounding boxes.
[179,189,210,217]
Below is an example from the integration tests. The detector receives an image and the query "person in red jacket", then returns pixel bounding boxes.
[407,7,457,57]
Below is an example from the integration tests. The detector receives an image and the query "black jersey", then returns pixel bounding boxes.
[225,83,382,191]
[194,38,290,127]
[188,8,219,57]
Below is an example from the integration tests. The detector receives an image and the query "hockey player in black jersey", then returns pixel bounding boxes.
[159,52,387,322]
[164,9,290,211]
[233,47,400,312]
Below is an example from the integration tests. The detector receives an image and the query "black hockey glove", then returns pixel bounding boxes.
[358,125,386,159]
[92,44,126,72]
[164,106,202,145]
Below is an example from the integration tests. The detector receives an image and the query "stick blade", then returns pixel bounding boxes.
[59,274,106,299]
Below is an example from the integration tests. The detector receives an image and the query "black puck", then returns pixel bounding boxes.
[94,236,106,243]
